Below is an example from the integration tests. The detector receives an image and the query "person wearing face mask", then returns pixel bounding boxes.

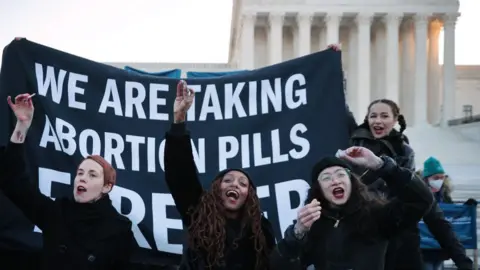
[269,146,433,270]
[163,80,276,270]
[419,157,473,270]
[421,157,453,203]
[0,93,134,269]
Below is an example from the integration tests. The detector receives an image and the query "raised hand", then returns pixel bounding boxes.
[7,93,35,128]
[337,146,383,170]
[295,199,321,236]
[327,44,341,51]
[173,80,195,123]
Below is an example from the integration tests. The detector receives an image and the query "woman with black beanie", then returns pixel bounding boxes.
[327,44,472,270]
[163,80,276,270]
[269,146,433,270]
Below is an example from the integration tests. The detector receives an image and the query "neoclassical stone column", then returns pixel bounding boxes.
[413,14,429,126]
[427,19,442,124]
[385,13,402,102]
[318,27,326,50]
[240,12,256,69]
[356,13,373,119]
[441,13,459,127]
[372,24,386,100]
[297,13,314,57]
[400,19,415,122]
[325,14,341,45]
[269,12,285,65]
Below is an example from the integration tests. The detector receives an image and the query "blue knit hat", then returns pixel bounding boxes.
[423,157,445,178]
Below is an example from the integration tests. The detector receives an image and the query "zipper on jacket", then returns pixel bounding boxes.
[333,219,340,228]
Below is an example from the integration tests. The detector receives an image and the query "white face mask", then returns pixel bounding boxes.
[429,180,444,190]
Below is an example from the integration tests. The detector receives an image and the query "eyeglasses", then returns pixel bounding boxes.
[318,170,349,182]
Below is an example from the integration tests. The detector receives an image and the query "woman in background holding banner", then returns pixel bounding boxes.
[348,99,472,270]
[0,93,133,270]
[328,43,472,270]
[163,80,276,270]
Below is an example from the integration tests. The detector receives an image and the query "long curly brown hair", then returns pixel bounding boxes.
[186,177,270,269]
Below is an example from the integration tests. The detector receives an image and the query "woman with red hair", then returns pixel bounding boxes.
[0,93,133,269]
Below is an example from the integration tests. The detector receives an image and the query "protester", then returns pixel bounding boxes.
[163,80,276,270]
[327,43,473,270]
[356,99,472,270]
[419,157,476,270]
[349,98,413,182]
[421,157,453,203]
[0,93,134,269]
[269,146,433,269]
[349,99,472,269]
[420,157,452,270]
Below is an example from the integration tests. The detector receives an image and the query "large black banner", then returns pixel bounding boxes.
[0,39,350,264]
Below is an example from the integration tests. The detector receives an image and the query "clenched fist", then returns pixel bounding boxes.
[294,199,321,236]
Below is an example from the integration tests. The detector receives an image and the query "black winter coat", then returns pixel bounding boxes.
[0,146,41,270]
[349,125,472,270]
[269,156,434,270]
[164,123,276,270]
[0,142,133,270]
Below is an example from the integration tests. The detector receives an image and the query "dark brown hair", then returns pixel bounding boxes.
[363,99,407,133]
[306,170,386,234]
[187,177,270,269]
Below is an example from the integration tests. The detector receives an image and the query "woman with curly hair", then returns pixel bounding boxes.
[163,80,276,270]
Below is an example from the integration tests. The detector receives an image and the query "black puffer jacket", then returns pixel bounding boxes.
[269,156,433,270]
[350,125,472,270]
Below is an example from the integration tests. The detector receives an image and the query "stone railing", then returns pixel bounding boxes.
[448,114,480,126]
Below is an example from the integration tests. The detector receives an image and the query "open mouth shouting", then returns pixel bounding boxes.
[225,190,240,203]
[76,185,87,194]
[332,187,345,199]
[372,126,384,136]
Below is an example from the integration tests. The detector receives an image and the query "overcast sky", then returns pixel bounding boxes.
[0,0,479,65]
